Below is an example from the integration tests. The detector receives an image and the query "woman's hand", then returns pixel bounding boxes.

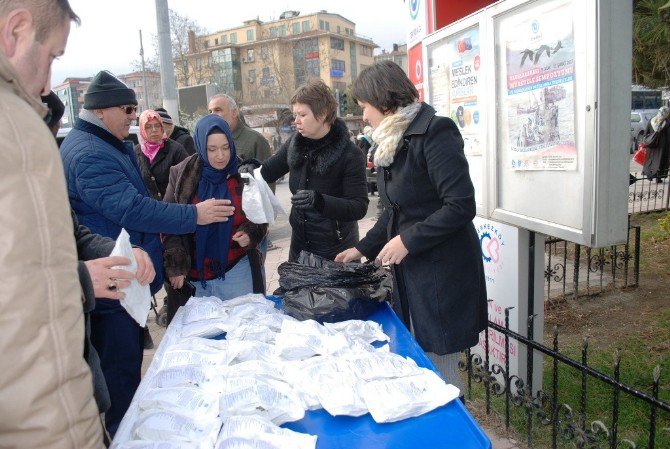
[169,275,185,290]
[232,231,251,248]
[335,247,363,263]
[376,235,409,265]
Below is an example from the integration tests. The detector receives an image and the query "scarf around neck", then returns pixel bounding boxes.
[372,102,422,167]
[193,114,239,285]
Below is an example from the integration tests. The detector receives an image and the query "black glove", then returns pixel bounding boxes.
[291,189,324,211]
[238,158,262,174]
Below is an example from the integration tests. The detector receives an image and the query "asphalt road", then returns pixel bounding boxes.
[267,179,380,242]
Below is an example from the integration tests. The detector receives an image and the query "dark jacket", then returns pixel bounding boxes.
[642,121,670,179]
[356,103,487,355]
[162,154,267,291]
[261,118,368,261]
[134,139,189,200]
[72,211,114,414]
[170,125,196,155]
[233,122,272,162]
[61,118,198,295]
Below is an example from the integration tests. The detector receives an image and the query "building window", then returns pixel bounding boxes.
[270,27,277,37]
[337,26,340,34]
[319,20,324,30]
[302,20,310,32]
[331,59,345,78]
[222,34,227,44]
[248,69,256,82]
[292,22,300,34]
[332,59,346,71]
[360,45,372,56]
[247,29,254,41]
[195,57,201,70]
[325,22,330,31]
[214,38,219,45]
[203,40,209,49]
[261,45,269,60]
[231,32,237,43]
[330,37,344,50]
[279,25,286,36]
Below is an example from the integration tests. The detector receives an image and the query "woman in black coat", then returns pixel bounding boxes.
[642,106,670,183]
[336,61,487,394]
[258,79,368,261]
[134,109,189,200]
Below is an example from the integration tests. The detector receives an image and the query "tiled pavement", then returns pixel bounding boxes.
[141,217,522,449]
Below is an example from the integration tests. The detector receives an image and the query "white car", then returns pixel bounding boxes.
[56,125,140,147]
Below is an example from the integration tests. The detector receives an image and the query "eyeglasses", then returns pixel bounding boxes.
[119,105,137,114]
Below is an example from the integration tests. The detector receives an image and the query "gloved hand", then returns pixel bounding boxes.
[291,189,324,211]
[238,158,262,174]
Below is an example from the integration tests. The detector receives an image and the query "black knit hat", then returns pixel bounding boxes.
[155,107,173,124]
[84,70,137,109]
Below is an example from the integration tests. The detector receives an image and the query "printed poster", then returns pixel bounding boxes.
[428,28,482,157]
[501,2,577,170]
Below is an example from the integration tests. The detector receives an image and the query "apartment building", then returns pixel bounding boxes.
[119,71,163,112]
[175,10,377,110]
[52,77,91,129]
[375,43,408,75]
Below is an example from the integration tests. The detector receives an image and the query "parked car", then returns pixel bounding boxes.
[630,109,657,154]
[56,125,140,147]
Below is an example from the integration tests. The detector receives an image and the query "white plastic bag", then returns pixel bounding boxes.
[112,229,152,327]
[240,168,285,224]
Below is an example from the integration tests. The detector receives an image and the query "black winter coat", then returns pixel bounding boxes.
[170,125,196,155]
[134,139,189,200]
[72,210,114,414]
[642,121,670,179]
[356,103,487,355]
[261,118,368,261]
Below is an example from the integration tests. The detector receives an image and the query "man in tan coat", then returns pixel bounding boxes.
[0,1,104,447]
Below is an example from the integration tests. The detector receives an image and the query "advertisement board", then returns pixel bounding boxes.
[423,0,631,247]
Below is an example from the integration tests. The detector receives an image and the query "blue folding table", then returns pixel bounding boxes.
[278,300,492,449]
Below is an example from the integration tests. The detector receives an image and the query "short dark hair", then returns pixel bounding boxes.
[352,60,418,114]
[0,1,80,43]
[291,78,338,125]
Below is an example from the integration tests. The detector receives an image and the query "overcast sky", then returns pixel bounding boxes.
[51,0,409,86]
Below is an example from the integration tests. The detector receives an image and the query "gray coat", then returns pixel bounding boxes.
[356,103,487,355]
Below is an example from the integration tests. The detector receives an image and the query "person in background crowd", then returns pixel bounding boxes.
[43,91,156,441]
[356,124,373,154]
[0,1,104,447]
[133,108,189,348]
[155,106,195,155]
[335,61,487,397]
[208,93,272,165]
[642,105,670,183]
[134,109,189,201]
[246,78,368,262]
[60,70,235,436]
[163,114,267,309]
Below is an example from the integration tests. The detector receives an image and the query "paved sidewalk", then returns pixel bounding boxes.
[142,217,520,449]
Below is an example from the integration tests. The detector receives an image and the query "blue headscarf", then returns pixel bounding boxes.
[193,114,239,285]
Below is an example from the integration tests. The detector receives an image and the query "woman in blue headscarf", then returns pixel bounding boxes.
[162,114,267,317]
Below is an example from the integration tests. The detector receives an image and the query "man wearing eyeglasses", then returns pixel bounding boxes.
[59,70,235,436]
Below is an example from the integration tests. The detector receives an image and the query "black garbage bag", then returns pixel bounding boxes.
[278,251,391,323]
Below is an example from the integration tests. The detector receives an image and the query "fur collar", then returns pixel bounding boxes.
[287,118,350,174]
[372,102,422,167]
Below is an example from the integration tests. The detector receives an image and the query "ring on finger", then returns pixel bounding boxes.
[107,280,117,291]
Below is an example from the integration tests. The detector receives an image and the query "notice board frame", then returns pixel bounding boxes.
[422,0,631,246]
